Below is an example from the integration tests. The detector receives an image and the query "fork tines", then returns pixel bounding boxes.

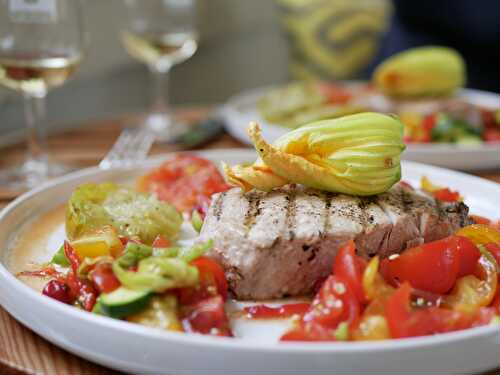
[99,127,155,170]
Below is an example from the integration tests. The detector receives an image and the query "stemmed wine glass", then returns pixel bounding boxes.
[0,0,85,191]
[122,0,198,141]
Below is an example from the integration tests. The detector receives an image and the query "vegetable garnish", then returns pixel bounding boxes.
[224,112,405,195]
[373,46,465,97]
[281,227,500,341]
[137,154,230,214]
[421,176,462,202]
[66,183,182,245]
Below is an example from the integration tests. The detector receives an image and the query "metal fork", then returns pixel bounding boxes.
[99,127,155,170]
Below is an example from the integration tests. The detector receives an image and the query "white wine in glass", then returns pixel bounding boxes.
[0,0,85,191]
[0,52,81,96]
[121,31,197,69]
[122,0,198,140]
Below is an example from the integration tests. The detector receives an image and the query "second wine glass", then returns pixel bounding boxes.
[122,0,198,141]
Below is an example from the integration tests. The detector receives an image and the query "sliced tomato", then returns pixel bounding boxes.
[315,82,352,104]
[137,154,230,213]
[471,307,496,327]
[484,243,500,266]
[304,275,360,329]
[178,256,228,304]
[481,109,497,129]
[380,237,462,294]
[182,295,232,336]
[484,129,500,143]
[457,236,481,277]
[89,262,121,294]
[433,188,461,202]
[333,240,366,303]
[470,215,492,226]
[151,235,171,248]
[385,282,412,338]
[243,303,310,319]
[491,286,500,314]
[385,282,469,338]
[280,321,334,342]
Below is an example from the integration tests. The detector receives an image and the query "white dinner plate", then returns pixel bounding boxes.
[220,86,500,171]
[0,149,500,375]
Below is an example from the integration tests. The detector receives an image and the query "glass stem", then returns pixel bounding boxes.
[150,66,171,115]
[23,94,49,171]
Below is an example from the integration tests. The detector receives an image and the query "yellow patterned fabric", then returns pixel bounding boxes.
[277,0,391,80]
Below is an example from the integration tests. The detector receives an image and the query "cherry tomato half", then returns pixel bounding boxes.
[333,240,366,303]
[178,256,228,305]
[89,262,121,294]
[182,295,232,336]
[380,236,479,294]
[304,275,360,329]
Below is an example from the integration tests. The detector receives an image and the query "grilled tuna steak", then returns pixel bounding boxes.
[199,183,470,300]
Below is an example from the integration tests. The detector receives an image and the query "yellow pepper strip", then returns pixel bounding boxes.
[442,254,498,313]
[420,176,443,193]
[352,314,390,341]
[362,256,394,301]
[71,225,124,259]
[421,175,463,201]
[457,224,500,246]
[353,256,393,341]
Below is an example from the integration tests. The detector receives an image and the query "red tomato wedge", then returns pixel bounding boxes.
[484,243,500,266]
[178,257,228,305]
[304,275,360,329]
[484,129,500,143]
[333,240,367,303]
[137,154,230,213]
[243,303,310,319]
[381,236,479,294]
[182,295,232,336]
[457,236,482,277]
[433,188,461,202]
[385,282,491,339]
[280,321,335,342]
[315,82,352,104]
[89,262,121,294]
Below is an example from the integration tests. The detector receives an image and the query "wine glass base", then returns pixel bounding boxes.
[0,159,75,194]
[144,112,187,142]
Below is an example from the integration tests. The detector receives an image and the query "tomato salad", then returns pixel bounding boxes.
[21,155,500,341]
[258,81,500,145]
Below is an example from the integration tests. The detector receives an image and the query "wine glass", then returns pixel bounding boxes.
[0,0,84,191]
[122,0,198,141]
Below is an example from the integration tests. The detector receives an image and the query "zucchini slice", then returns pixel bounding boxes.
[100,287,151,318]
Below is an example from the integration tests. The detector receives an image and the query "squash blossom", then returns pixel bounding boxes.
[224,112,406,196]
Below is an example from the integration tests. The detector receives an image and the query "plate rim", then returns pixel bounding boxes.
[1,148,500,355]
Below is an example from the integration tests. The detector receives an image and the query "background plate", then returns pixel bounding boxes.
[220,86,500,171]
[0,149,500,375]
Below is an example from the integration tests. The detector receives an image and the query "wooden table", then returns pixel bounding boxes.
[0,108,499,375]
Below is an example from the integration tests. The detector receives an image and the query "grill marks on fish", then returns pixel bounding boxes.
[213,192,226,221]
[200,183,470,300]
[323,193,334,236]
[243,191,263,232]
[284,191,297,242]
